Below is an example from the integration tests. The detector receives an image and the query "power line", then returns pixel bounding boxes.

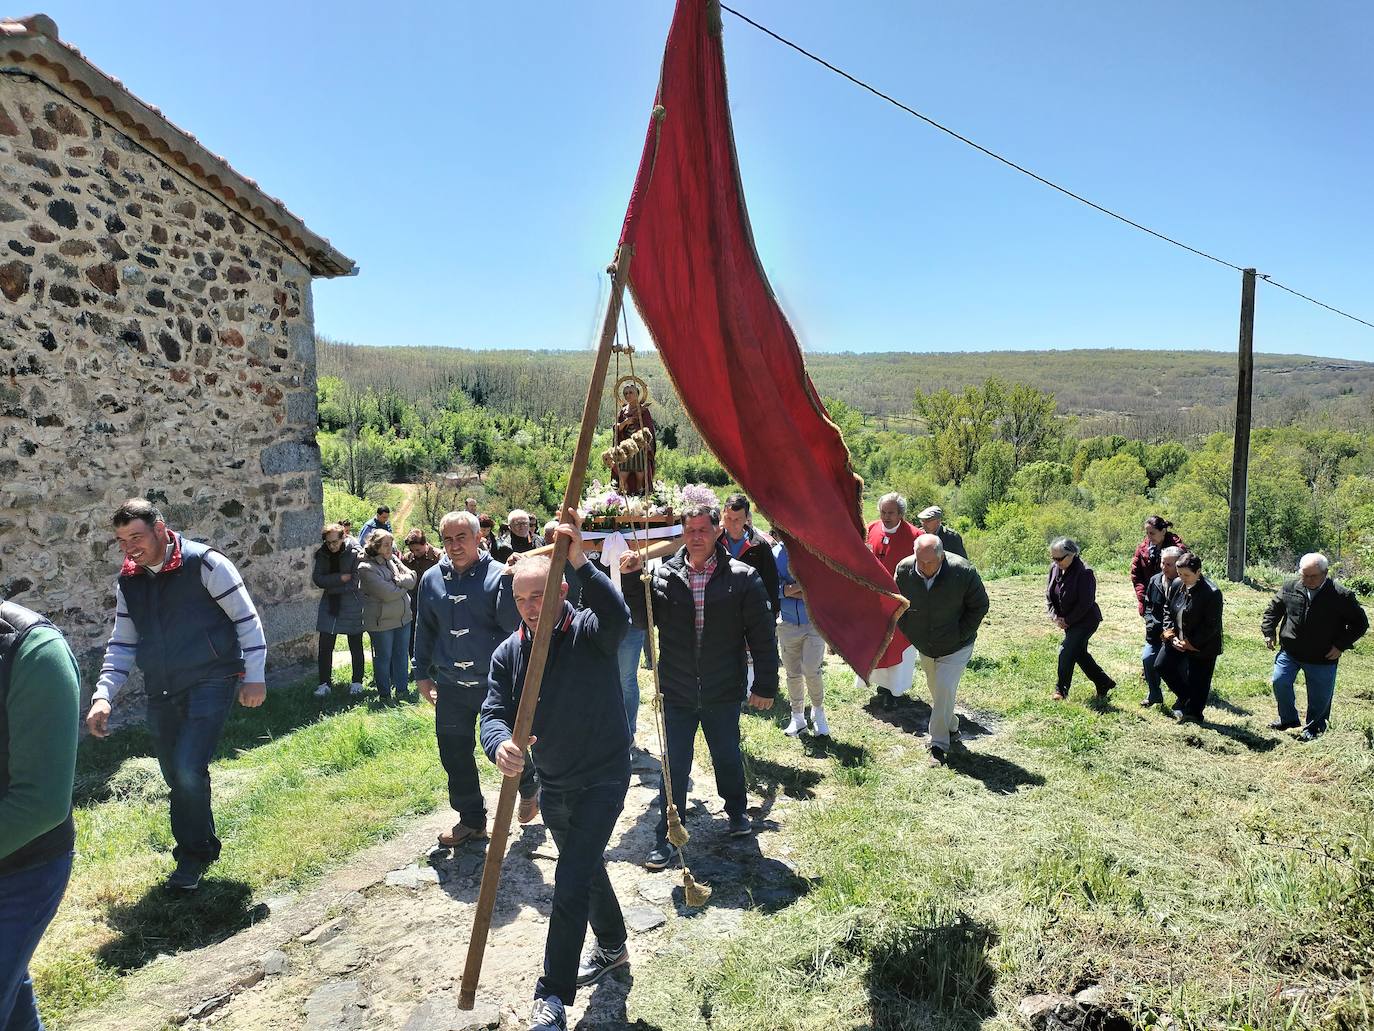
[718,3,1374,333]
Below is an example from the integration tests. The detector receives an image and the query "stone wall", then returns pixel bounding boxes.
[0,72,324,706]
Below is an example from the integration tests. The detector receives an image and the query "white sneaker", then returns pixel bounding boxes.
[528,995,566,1031]
[313,683,331,698]
[784,711,807,737]
[811,706,830,736]
[349,683,364,696]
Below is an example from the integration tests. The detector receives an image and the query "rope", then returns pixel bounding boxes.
[617,314,711,907]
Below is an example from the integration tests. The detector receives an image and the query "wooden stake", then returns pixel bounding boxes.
[1226,268,1257,582]
[457,244,635,1010]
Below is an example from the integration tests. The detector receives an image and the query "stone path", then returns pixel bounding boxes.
[72,706,814,1031]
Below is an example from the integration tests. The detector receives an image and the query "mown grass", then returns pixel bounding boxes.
[628,571,1374,1030]
[32,665,454,1028]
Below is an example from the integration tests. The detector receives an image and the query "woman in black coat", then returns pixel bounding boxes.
[312,523,367,698]
[1046,538,1116,701]
[1162,552,1224,721]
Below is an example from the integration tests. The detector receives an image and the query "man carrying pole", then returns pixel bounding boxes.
[482,512,632,1031]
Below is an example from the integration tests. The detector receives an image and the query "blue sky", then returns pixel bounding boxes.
[45,1,1374,360]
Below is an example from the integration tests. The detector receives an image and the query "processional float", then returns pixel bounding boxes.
[458,0,910,1008]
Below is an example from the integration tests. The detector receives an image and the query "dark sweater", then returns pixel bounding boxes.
[721,527,781,614]
[1046,556,1102,630]
[1261,578,1368,664]
[1143,571,1179,646]
[481,563,630,792]
[1165,577,1224,658]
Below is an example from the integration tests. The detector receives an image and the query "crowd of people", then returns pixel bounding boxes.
[1,494,1368,1031]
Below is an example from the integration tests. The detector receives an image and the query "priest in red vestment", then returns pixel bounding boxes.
[859,493,919,707]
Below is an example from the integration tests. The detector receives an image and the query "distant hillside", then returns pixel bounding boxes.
[318,341,1374,443]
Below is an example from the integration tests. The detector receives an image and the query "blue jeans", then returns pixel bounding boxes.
[0,850,73,1031]
[656,701,747,845]
[617,626,646,735]
[1272,650,1339,731]
[147,675,238,864]
[1142,640,1164,701]
[369,624,410,698]
[535,780,628,1005]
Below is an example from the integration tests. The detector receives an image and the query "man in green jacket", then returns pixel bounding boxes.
[894,534,990,765]
[1,601,81,1030]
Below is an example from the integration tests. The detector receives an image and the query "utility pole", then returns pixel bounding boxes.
[1226,268,1257,582]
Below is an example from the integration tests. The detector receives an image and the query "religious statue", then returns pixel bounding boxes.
[612,376,656,496]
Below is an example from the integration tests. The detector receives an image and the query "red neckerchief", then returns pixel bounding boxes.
[518,604,576,644]
[120,529,183,577]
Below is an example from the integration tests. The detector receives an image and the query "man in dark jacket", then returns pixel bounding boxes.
[86,498,267,891]
[1,602,79,1031]
[894,535,989,765]
[917,506,968,561]
[621,504,778,871]
[1262,553,1368,740]
[719,493,780,614]
[482,515,632,1031]
[1140,545,1183,707]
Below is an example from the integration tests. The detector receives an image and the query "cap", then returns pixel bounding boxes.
[918,506,943,521]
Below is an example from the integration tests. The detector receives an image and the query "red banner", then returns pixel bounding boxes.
[619,0,906,678]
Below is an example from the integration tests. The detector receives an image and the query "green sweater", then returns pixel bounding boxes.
[0,626,80,864]
[894,554,990,658]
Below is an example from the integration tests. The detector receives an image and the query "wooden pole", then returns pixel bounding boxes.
[457,244,635,1010]
[1226,268,1257,582]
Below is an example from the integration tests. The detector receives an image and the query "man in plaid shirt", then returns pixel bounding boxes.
[620,503,778,871]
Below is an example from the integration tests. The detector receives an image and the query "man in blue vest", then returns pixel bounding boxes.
[86,499,267,891]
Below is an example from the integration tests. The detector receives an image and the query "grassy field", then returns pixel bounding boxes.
[32,572,1373,1030]
[628,572,1374,1030]
[32,670,449,1028]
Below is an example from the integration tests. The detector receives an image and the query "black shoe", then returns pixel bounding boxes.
[1141,696,1162,708]
[643,842,680,870]
[875,688,895,711]
[576,941,629,987]
[1177,712,1201,724]
[1268,719,1300,731]
[1052,688,1068,701]
[166,858,208,892]
[728,813,753,837]
[928,745,948,767]
[1095,679,1115,699]
[1298,725,1326,742]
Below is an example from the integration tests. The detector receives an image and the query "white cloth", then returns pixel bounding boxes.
[858,643,917,697]
[918,642,974,749]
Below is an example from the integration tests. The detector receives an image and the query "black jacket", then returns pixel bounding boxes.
[1143,571,1179,646]
[1261,578,1368,665]
[481,563,630,792]
[624,542,779,705]
[1165,577,1224,658]
[1046,556,1102,630]
[720,527,781,614]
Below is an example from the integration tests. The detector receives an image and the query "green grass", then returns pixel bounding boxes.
[627,572,1374,1030]
[32,665,458,1028]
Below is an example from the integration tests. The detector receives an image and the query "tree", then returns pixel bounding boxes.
[1009,461,1073,506]
[915,381,1006,485]
[1001,383,1061,471]
[1080,454,1148,505]
[416,471,462,533]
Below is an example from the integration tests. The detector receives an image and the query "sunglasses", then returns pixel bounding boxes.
[1051,553,1072,562]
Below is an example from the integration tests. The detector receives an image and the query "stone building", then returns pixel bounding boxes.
[0,14,355,701]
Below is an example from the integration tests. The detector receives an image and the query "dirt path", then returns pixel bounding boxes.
[72,696,814,1031]
[391,482,420,536]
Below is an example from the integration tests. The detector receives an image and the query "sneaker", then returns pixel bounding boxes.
[576,941,629,986]
[643,842,680,870]
[1268,719,1300,731]
[811,706,830,737]
[1298,725,1325,742]
[438,823,487,848]
[349,682,364,696]
[1140,696,1161,708]
[518,791,541,825]
[528,996,567,1031]
[929,745,948,767]
[784,711,807,737]
[313,683,331,698]
[728,813,752,837]
[166,858,208,892]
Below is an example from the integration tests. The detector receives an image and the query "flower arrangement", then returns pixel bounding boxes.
[579,480,720,528]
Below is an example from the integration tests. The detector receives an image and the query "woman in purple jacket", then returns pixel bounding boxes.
[1046,538,1116,701]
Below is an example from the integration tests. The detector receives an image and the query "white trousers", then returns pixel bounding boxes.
[919,642,974,749]
[778,620,826,710]
[858,644,917,697]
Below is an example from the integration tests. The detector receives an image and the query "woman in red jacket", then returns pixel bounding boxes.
[1129,516,1185,617]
